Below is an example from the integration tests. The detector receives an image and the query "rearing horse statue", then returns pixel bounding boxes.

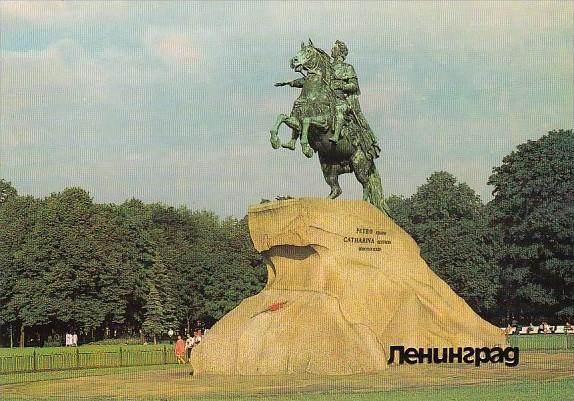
[269,40,389,214]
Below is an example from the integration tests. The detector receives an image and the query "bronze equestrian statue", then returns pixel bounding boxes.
[269,39,389,213]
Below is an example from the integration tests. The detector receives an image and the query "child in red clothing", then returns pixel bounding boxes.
[175,335,186,364]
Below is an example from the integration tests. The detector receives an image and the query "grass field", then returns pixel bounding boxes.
[506,334,574,351]
[0,352,572,401]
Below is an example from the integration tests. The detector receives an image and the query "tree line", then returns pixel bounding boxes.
[0,129,572,347]
[0,187,266,347]
[388,129,573,323]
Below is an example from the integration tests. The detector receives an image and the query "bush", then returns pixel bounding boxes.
[87,337,143,346]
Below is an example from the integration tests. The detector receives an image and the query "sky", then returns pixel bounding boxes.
[1,1,573,217]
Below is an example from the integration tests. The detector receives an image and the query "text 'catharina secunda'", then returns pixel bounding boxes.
[387,346,519,367]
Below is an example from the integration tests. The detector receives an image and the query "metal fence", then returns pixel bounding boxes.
[506,333,574,351]
[0,347,178,374]
[2,335,571,374]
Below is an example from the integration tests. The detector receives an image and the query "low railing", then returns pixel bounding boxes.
[0,347,177,374]
[506,333,574,351]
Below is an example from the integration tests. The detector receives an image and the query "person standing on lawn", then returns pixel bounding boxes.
[185,335,193,361]
[175,335,186,364]
[193,329,202,347]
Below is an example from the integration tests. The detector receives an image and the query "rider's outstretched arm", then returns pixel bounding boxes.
[275,77,305,88]
[289,77,305,88]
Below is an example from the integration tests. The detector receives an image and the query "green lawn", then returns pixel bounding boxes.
[0,352,572,401]
[1,336,572,375]
[506,334,574,351]
[0,364,174,386]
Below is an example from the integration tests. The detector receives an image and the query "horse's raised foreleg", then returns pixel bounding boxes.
[281,116,301,150]
[270,114,289,149]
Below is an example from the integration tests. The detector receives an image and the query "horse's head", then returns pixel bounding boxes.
[290,39,330,74]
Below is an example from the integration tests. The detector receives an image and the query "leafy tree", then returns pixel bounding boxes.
[14,188,108,341]
[389,172,500,313]
[113,199,165,335]
[0,193,40,346]
[141,284,165,344]
[144,204,196,332]
[488,129,574,319]
[0,179,17,205]
[4,196,54,346]
[201,216,266,321]
[169,211,265,327]
[147,253,177,332]
[386,195,412,232]
[0,183,267,346]
[89,202,149,337]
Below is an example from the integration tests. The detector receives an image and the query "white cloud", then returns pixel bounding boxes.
[0,39,115,148]
[0,1,152,27]
[1,1,572,215]
[0,1,75,24]
[144,30,199,66]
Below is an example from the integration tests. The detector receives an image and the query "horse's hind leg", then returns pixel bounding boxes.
[366,168,389,213]
[301,116,328,158]
[351,150,389,213]
[351,151,371,201]
[319,156,344,199]
[300,117,314,158]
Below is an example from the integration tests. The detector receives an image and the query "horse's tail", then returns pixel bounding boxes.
[366,168,389,215]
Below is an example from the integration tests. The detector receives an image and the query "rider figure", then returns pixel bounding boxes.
[274,41,359,149]
[273,40,379,160]
[330,41,380,159]
[329,40,358,144]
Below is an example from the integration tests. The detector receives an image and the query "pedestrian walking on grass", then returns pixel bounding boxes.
[185,335,193,361]
[175,335,186,364]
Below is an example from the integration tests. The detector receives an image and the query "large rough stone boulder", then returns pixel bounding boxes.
[190,198,505,375]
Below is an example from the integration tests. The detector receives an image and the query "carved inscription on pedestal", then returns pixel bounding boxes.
[343,227,391,252]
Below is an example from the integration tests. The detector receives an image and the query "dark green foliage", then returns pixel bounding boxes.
[0,186,266,346]
[32,188,104,332]
[142,284,165,343]
[385,195,411,231]
[0,180,17,205]
[201,216,266,320]
[0,194,41,340]
[488,129,574,319]
[388,172,500,313]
